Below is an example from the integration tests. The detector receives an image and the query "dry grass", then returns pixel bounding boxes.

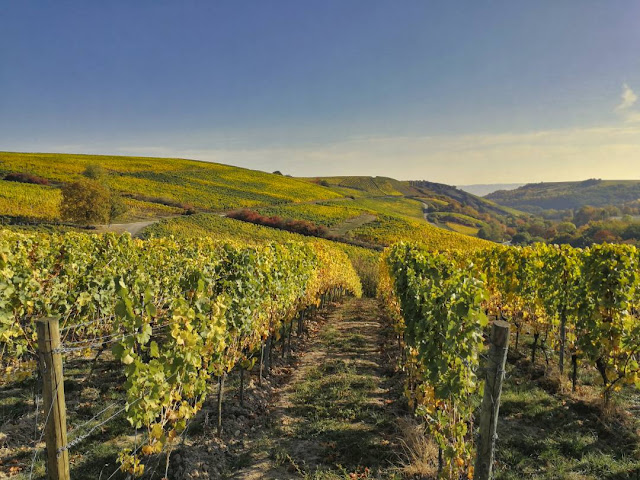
[396,417,438,479]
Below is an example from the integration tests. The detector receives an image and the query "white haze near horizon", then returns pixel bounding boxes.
[7,83,640,186]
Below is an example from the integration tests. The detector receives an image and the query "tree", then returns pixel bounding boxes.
[60,179,111,225]
[83,163,106,180]
[477,220,503,242]
[511,232,532,245]
[556,221,577,234]
[109,193,128,222]
[574,206,609,227]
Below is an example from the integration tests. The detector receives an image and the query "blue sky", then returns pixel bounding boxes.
[1,1,639,183]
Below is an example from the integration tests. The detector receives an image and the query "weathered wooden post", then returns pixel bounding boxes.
[36,317,70,480]
[474,320,510,480]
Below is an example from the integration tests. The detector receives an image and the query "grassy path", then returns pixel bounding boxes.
[228,298,402,479]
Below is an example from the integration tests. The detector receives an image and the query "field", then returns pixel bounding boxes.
[0,181,61,220]
[0,152,522,248]
[307,176,413,196]
[255,202,367,228]
[0,152,341,220]
[2,151,637,480]
[348,213,490,250]
[427,212,487,228]
[445,222,479,235]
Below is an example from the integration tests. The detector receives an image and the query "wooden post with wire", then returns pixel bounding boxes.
[474,320,510,480]
[37,317,70,480]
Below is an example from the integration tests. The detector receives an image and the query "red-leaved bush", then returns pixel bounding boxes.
[227,209,329,238]
[4,172,50,185]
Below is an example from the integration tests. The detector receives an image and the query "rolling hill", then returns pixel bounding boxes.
[457,183,524,196]
[486,179,640,212]
[0,151,342,221]
[0,151,503,249]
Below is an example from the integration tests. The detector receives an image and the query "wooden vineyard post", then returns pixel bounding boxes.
[474,320,510,480]
[36,317,70,480]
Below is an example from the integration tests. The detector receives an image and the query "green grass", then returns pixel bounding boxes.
[491,330,640,480]
[496,374,640,479]
[260,299,402,479]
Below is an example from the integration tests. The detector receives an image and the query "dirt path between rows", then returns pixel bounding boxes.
[227,298,403,479]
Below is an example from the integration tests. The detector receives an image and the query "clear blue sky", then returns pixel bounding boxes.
[2,1,639,183]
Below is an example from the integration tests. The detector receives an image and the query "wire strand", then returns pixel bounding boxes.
[58,397,144,455]
[60,315,115,332]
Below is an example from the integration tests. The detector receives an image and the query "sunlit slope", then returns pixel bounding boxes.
[254,197,426,228]
[307,176,419,197]
[0,151,342,219]
[144,212,491,252]
[346,213,491,250]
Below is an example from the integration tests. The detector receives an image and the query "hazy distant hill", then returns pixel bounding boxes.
[486,179,640,211]
[407,180,522,217]
[458,183,524,197]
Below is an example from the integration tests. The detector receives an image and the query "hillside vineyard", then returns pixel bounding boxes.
[380,242,640,478]
[0,231,361,474]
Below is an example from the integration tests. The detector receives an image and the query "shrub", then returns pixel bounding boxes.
[227,209,329,238]
[183,204,197,215]
[4,172,50,185]
[60,179,111,225]
[83,163,106,179]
